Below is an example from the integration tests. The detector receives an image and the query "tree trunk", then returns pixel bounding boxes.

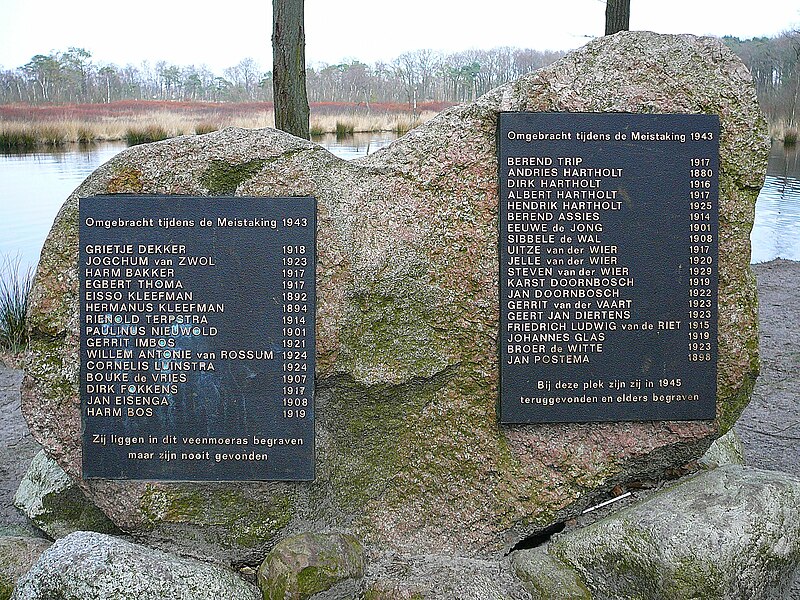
[272,0,310,139]
[605,0,631,35]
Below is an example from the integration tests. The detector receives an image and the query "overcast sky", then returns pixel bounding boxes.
[1,0,798,73]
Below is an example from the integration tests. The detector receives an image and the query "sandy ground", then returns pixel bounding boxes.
[735,259,800,477]
[0,365,39,528]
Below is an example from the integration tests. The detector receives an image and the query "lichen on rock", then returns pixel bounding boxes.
[12,531,260,600]
[14,451,119,539]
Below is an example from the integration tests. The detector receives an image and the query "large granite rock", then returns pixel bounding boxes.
[22,31,768,566]
[512,465,800,599]
[12,531,260,600]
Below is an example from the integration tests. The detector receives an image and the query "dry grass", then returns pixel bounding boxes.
[0,113,274,144]
[309,111,436,136]
[0,101,443,148]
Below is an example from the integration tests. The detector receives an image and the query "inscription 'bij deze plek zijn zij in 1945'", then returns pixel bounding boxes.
[498,113,719,423]
[79,196,316,480]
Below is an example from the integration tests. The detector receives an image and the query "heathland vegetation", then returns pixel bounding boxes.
[0,33,798,147]
[0,46,564,148]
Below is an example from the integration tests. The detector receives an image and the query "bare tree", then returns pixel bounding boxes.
[605,0,630,35]
[272,0,310,139]
[393,50,440,110]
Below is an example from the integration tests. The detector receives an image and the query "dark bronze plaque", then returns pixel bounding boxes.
[80,196,315,480]
[499,113,718,423]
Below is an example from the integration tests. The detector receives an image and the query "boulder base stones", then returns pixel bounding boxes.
[257,532,364,599]
[0,536,51,600]
[12,531,260,600]
[14,451,119,539]
[512,465,800,600]
[361,555,531,600]
[23,30,768,565]
[697,428,745,469]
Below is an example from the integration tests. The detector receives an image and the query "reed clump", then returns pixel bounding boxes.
[0,129,37,151]
[195,122,219,135]
[0,256,33,356]
[769,119,800,146]
[308,123,326,137]
[0,102,441,150]
[124,125,169,146]
[309,111,436,136]
[394,116,424,136]
[335,120,355,137]
[77,127,96,143]
[36,125,65,147]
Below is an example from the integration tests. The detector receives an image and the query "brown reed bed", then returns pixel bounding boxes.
[0,101,446,149]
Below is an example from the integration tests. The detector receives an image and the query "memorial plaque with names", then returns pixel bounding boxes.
[80,196,315,480]
[499,113,719,423]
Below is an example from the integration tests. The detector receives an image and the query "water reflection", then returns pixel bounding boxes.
[310,131,396,160]
[751,144,800,263]
[1,135,799,277]
[0,143,126,275]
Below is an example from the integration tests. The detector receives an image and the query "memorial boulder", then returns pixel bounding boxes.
[22,30,767,571]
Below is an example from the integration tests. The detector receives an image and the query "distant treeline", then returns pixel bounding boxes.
[723,32,800,126]
[0,46,563,107]
[2,34,798,122]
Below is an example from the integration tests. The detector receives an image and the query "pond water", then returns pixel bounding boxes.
[1,134,798,277]
[750,144,800,264]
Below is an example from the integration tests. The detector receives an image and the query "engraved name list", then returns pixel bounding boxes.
[499,113,719,423]
[80,196,316,480]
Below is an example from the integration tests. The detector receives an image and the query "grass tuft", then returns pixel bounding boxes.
[0,102,442,150]
[0,129,37,152]
[0,256,33,356]
[77,127,96,143]
[309,123,326,137]
[195,122,219,135]
[36,125,65,146]
[395,116,422,136]
[125,125,169,146]
[335,120,355,137]
[769,120,800,147]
